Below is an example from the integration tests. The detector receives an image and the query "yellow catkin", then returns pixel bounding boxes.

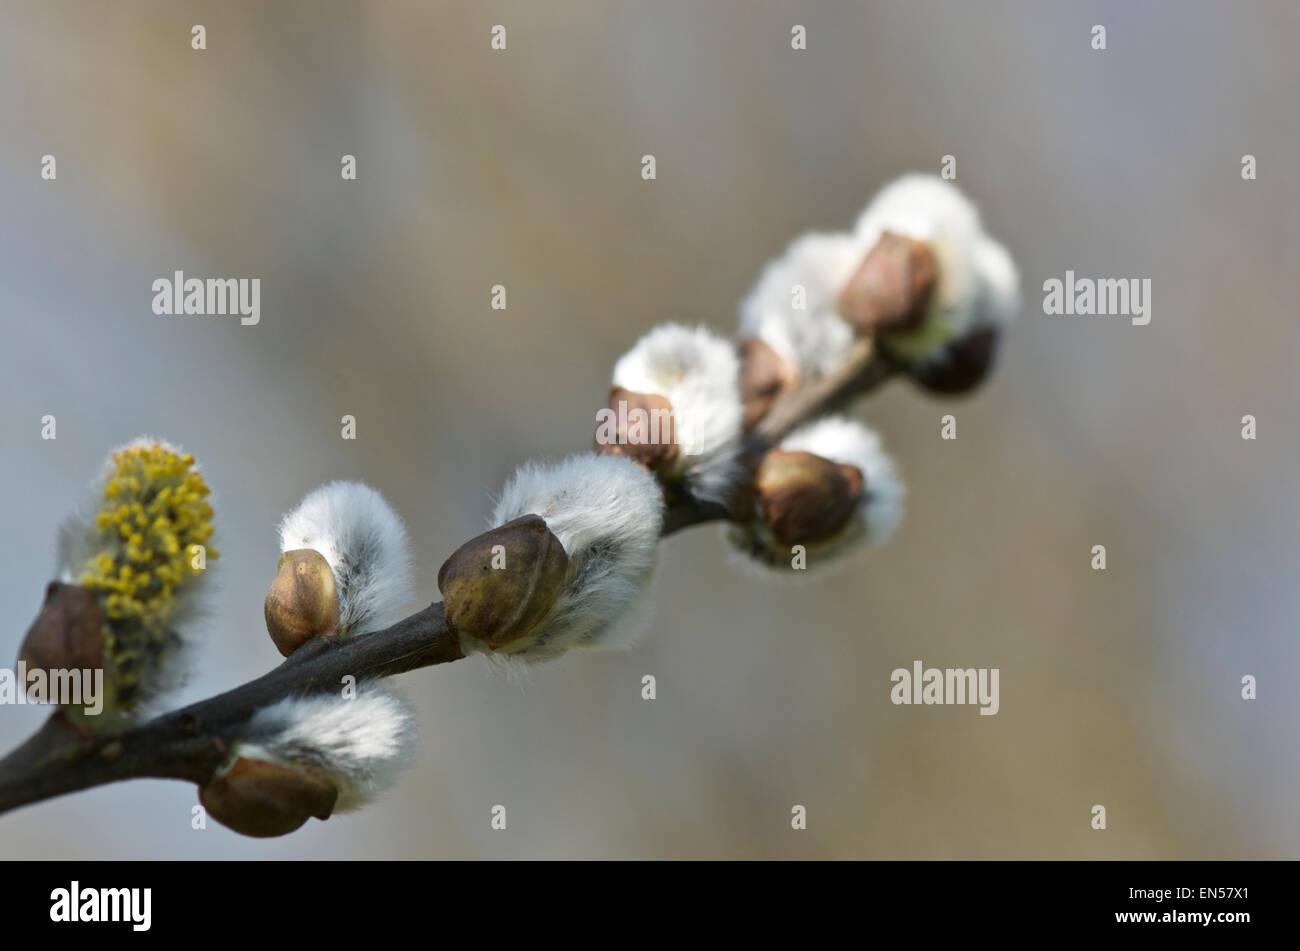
[77,443,217,707]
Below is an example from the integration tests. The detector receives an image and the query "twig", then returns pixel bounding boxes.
[0,603,461,816]
[662,339,896,533]
[0,340,896,818]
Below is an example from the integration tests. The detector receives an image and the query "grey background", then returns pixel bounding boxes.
[0,0,1296,858]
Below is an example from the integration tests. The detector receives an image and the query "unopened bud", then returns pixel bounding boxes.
[438,515,569,649]
[907,327,999,394]
[264,549,340,657]
[837,231,937,335]
[593,386,679,472]
[738,338,799,431]
[754,449,864,546]
[200,756,338,838]
[18,582,104,684]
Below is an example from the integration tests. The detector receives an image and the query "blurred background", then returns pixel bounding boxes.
[0,0,1296,859]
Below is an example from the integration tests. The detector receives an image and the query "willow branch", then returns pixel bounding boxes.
[663,338,896,533]
[0,339,896,818]
[0,604,462,816]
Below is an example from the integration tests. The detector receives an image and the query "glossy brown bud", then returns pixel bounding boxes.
[907,327,1000,395]
[200,756,338,838]
[438,514,569,649]
[593,386,679,472]
[738,338,799,431]
[264,549,340,657]
[837,231,938,335]
[754,450,864,546]
[18,582,104,679]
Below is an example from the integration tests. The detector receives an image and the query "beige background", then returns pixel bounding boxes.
[0,0,1296,859]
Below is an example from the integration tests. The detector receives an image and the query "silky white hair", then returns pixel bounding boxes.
[738,230,864,381]
[235,684,417,812]
[278,481,414,636]
[854,173,1018,361]
[970,233,1021,333]
[727,416,903,572]
[484,453,664,661]
[739,175,1019,378]
[611,323,744,505]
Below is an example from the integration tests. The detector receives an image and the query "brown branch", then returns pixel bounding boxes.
[663,338,897,534]
[0,338,897,819]
[0,603,462,816]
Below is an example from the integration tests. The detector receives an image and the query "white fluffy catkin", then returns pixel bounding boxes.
[728,416,903,571]
[738,174,1019,378]
[234,684,417,812]
[853,173,1019,361]
[969,232,1021,334]
[480,453,664,661]
[738,230,865,381]
[780,417,903,548]
[610,323,744,504]
[278,481,414,636]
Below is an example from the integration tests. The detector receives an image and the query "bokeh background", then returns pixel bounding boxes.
[1,0,1296,859]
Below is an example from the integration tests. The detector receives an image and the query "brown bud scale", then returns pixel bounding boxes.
[738,338,799,431]
[438,514,569,649]
[264,549,339,657]
[200,756,338,838]
[18,582,104,679]
[754,450,864,546]
[837,231,938,336]
[594,386,680,472]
